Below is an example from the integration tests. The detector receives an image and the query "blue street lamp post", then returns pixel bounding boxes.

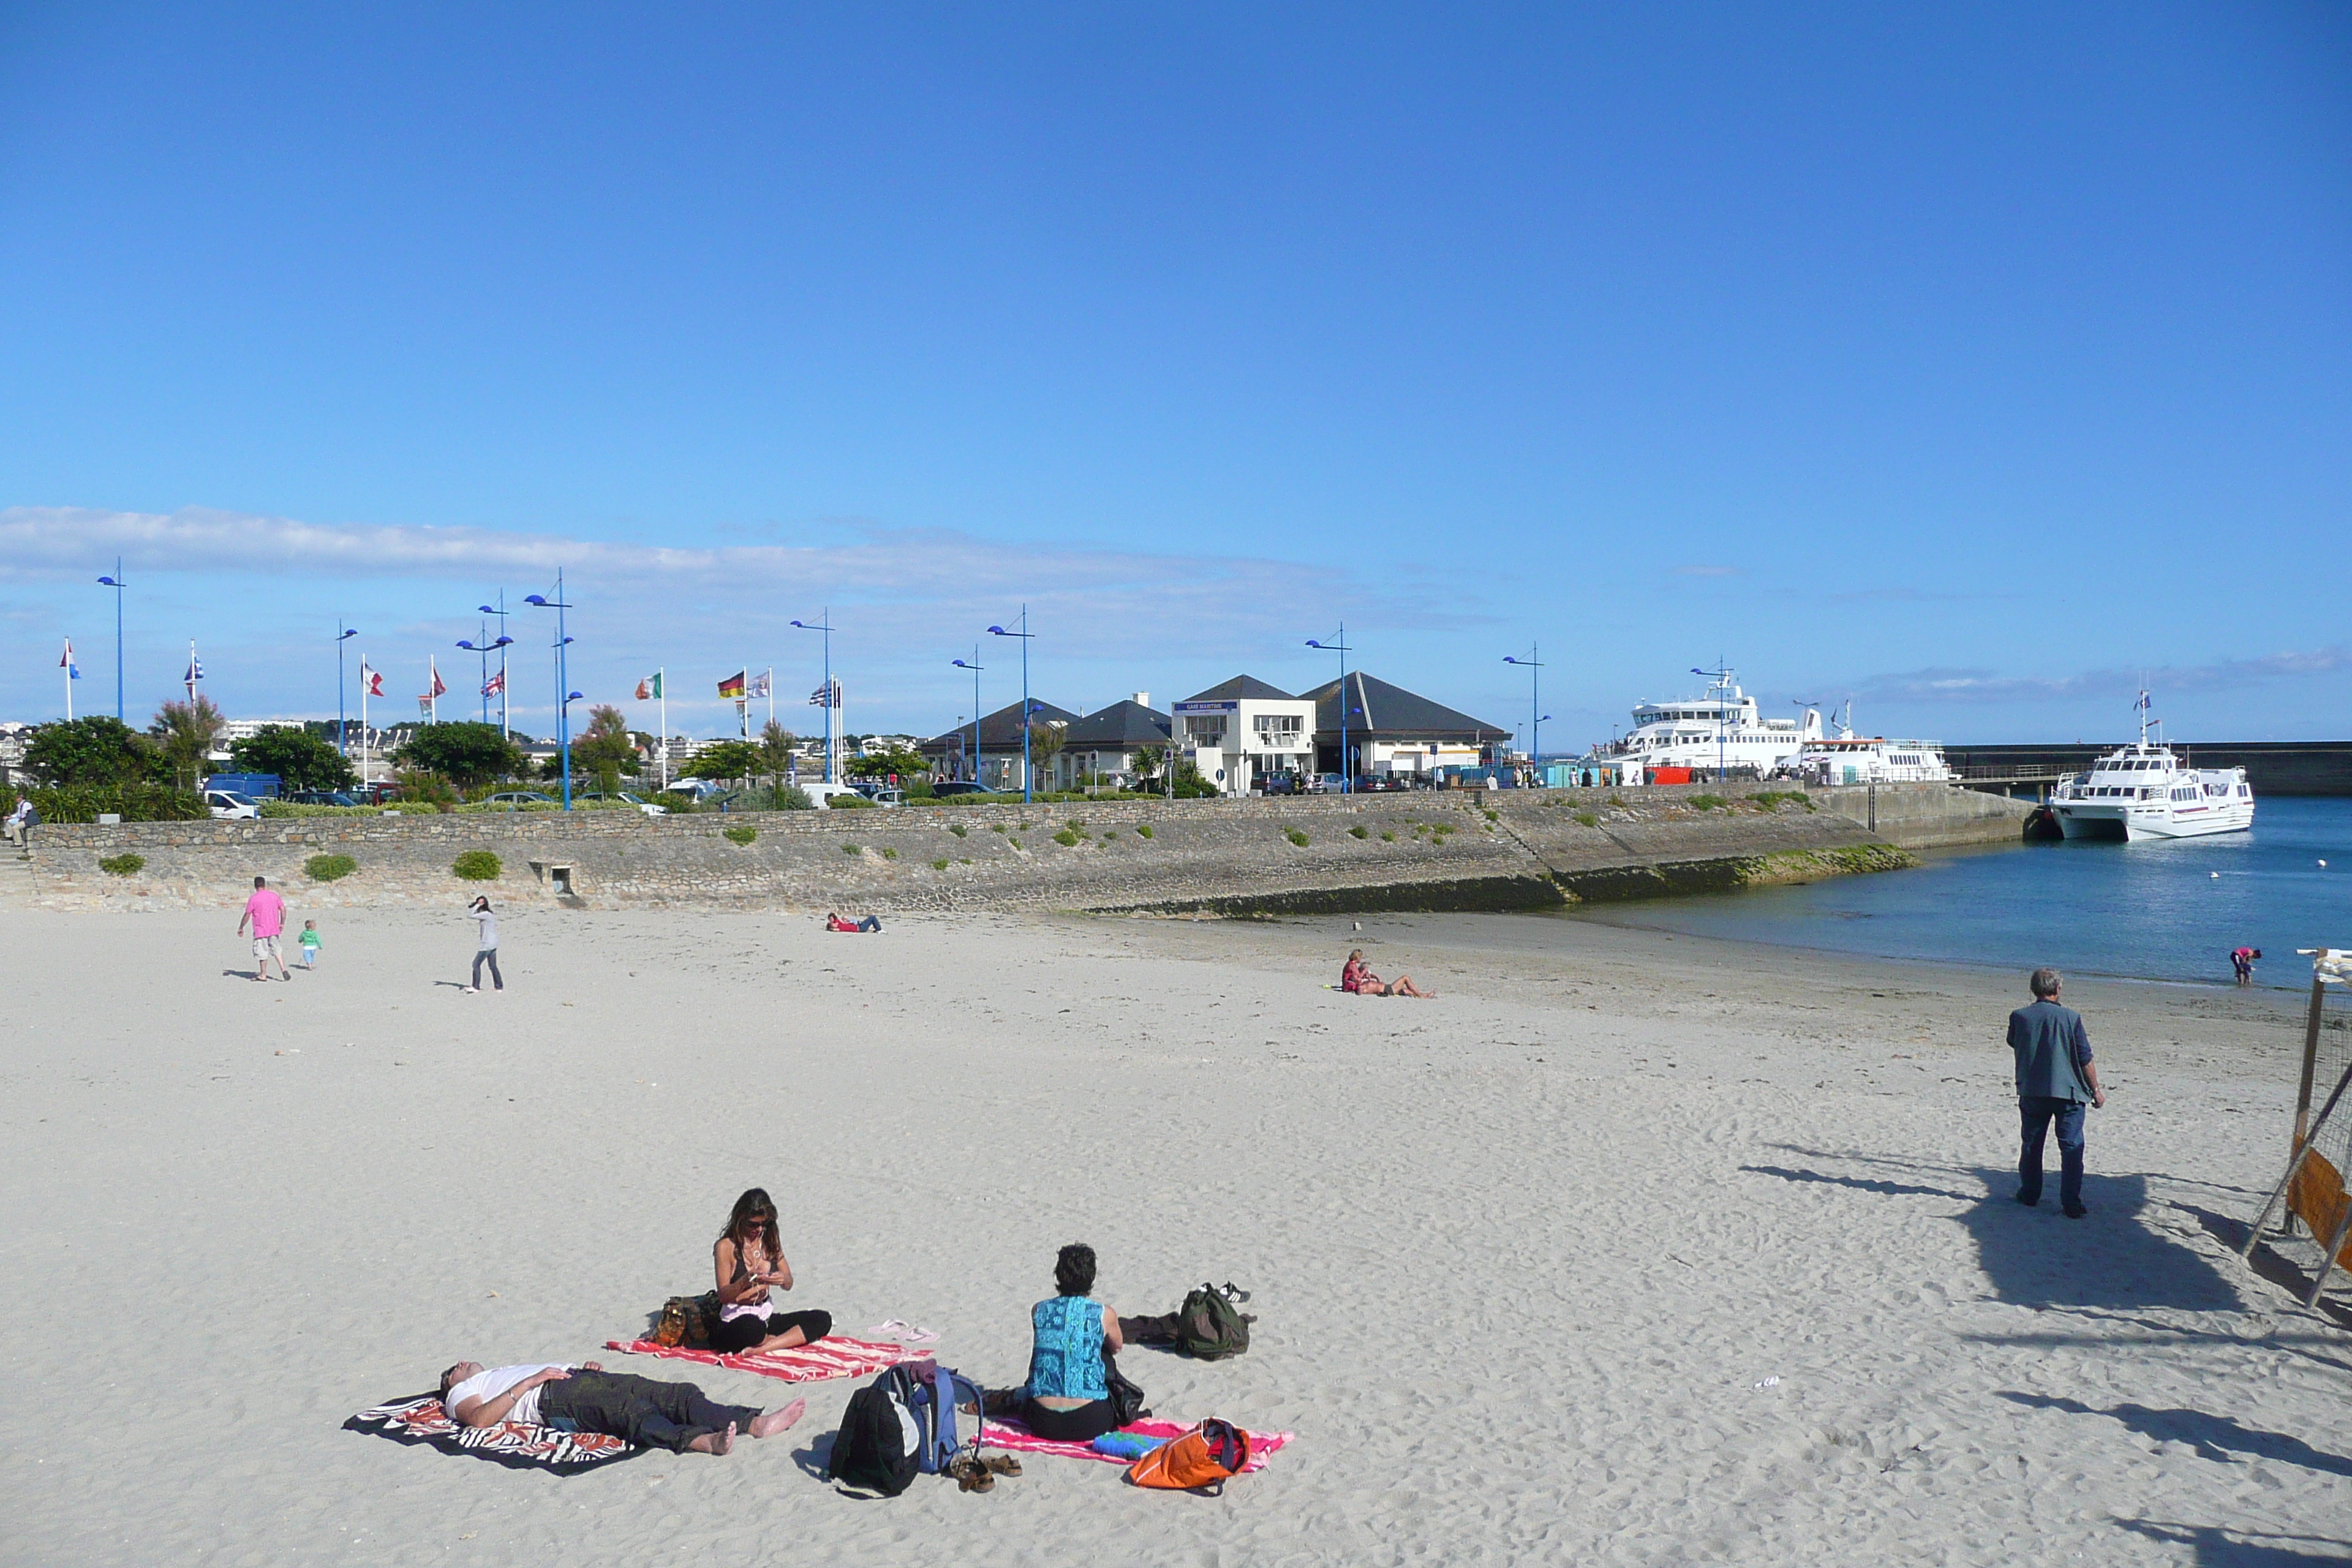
[951,649,984,788]
[524,574,575,809]
[97,560,127,720]
[988,608,1035,803]
[336,624,359,760]
[1305,625,1353,794]
[1504,645,1545,777]
[791,611,836,785]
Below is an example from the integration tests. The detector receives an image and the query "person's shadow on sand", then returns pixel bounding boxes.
[2111,1520,2352,1566]
[1997,1391,2352,1477]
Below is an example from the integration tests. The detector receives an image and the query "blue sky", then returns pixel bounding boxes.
[2,4,2347,749]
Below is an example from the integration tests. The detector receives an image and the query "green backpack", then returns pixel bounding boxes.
[1177,1282,1253,1360]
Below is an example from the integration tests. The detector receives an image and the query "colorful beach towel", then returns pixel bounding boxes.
[344,1393,638,1471]
[606,1334,931,1384]
[980,1417,1292,1472]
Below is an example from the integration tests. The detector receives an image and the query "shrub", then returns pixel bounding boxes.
[931,858,949,870]
[1608,795,1627,807]
[1102,832,1115,842]
[1349,824,1368,839]
[1007,838,1023,851]
[1066,819,1086,832]
[723,825,758,845]
[843,843,862,856]
[452,850,502,881]
[1285,828,1310,847]
[1136,823,1153,839]
[770,785,814,811]
[1052,829,1082,846]
[826,793,877,810]
[304,853,358,882]
[1382,830,1395,841]
[880,847,898,859]
[27,783,207,823]
[949,823,968,837]
[991,823,1006,834]
[1573,811,1599,827]
[1688,794,1728,811]
[1748,791,1814,813]
[1482,808,1499,823]
[398,770,461,812]
[98,853,145,876]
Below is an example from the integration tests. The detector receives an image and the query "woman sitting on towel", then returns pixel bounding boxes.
[1019,1242,1126,1442]
[710,1188,832,1355]
[1342,949,1432,998]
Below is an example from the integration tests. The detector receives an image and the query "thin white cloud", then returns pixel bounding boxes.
[1847,647,2352,704]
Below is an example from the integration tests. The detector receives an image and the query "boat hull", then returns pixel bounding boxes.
[2051,802,2255,842]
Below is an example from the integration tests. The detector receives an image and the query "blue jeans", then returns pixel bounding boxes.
[2018,1096,2087,1209]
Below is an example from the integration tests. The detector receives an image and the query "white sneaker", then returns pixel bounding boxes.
[461,986,479,994]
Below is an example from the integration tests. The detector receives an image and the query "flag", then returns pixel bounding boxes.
[186,652,204,682]
[718,670,747,699]
[747,670,772,699]
[636,672,662,701]
[429,660,448,699]
[809,679,840,709]
[60,639,78,677]
[361,663,384,697]
[482,669,505,698]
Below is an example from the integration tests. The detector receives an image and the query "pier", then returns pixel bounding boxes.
[1942,741,2352,798]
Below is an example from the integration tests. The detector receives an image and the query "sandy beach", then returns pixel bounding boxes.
[3,901,2348,1566]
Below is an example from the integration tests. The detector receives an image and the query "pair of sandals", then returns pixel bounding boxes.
[945,1449,1021,1493]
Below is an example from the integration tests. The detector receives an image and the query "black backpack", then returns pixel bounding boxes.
[1177,1282,1253,1360]
[827,1367,923,1496]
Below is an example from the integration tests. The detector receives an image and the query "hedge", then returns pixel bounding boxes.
[453,851,502,881]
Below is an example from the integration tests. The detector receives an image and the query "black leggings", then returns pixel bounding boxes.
[707,1308,832,1354]
[538,1371,759,1452]
[1021,1398,1117,1442]
[472,950,502,990]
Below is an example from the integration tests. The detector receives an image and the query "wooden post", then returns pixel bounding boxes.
[2296,973,2327,1149]
[2245,1051,2352,1261]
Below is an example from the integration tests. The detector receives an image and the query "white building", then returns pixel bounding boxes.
[1172,676,1318,796]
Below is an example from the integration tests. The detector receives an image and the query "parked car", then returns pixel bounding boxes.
[662,780,734,802]
[800,782,870,810]
[929,780,992,797]
[484,790,557,807]
[862,788,906,808]
[574,791,668,816]
[203,772,282,799]
[1304,772,1346,794]
[1258,773,1300,795]
[204,789,260,820]
[287,790,361,807]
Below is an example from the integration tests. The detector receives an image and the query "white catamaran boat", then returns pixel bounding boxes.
[2047,693,2255,842]
[1583,668,1823,778]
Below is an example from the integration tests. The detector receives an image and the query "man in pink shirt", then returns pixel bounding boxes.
[237,875,292,982]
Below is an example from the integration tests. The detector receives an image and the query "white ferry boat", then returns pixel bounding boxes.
[1772,717,1952,786]
[1584,668,1822,778]
[2047,696,2255,841]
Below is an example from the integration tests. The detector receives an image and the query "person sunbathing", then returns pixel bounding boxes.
[1017,1242,1128,1443]
[1342,949,1432,997]
[437,1358,803,1454]
[826,912,882,932]
[710,1187,834,1354]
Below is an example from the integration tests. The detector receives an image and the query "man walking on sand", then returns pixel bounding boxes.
[237,875,293,982]
[2008,968,2106,1218]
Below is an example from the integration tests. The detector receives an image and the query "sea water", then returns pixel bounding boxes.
[1562,795,2352,988]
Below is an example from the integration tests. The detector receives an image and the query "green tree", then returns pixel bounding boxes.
[757,720,798,783]
[573,704,640,789]
[846,742,927,781]
[25,716,163,787]
[396,721,525,790]
[229,725,357,791]
[1024,717,1068,791]
[151,698,227,789]
[688,739,763,785]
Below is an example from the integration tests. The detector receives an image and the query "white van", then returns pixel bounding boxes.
[802,782,872,810]
[205,790,260,821]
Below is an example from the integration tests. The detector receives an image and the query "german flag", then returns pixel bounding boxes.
[717,670,747,698]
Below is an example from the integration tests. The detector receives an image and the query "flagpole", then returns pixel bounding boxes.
[766,666,774,731]
[659,668,668,788]
[186,640,197,704]
[64,644,73,720]
[360,659,369,786]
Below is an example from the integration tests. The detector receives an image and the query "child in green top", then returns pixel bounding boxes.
[298,919,322,968]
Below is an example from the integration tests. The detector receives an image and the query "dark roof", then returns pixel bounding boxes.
[1060,699,1172,750]
[917,698,1080,755]
[1297,671,1510,742]
[1180,674,1294,704]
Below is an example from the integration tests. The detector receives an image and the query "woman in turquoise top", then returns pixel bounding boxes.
[1019,1243,1126,1441]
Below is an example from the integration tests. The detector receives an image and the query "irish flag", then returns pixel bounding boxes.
[636,673,663,701]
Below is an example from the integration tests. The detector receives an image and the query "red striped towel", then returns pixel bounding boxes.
[606,1335,932,1384]
[980,1416,1292,1471]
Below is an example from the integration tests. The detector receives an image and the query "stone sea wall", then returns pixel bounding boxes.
[8,782,2032,916]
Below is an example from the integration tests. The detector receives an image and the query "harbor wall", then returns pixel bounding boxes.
[1942,741,2352,797]
[6,782,2031,916]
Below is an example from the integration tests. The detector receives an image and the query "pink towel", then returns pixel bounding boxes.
[606,1335,932,1384]
[980,1416,1292,1471]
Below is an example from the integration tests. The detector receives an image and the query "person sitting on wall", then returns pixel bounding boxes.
[826,911,882,932]
[1342,949,1432,998]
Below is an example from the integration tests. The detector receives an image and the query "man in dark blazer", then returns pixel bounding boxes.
[2008,968,2107,1218]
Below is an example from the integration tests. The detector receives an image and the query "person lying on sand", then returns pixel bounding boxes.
[1343,949,1432,998]
[437,1359,803,1455]
[826,911,882,932]
[710,1187,834,1354]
